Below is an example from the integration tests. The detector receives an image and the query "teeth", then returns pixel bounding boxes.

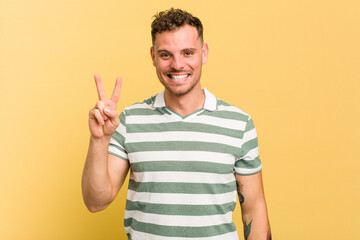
[170,74,188,80]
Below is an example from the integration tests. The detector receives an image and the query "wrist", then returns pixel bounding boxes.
[90,135,112,144]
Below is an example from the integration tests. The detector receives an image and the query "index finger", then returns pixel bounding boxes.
[110,77,122,103]
[94,73,106,100]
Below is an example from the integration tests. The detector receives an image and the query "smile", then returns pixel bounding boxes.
[167,74,190,81]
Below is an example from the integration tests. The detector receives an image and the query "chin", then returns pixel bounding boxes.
[165,83,198,97]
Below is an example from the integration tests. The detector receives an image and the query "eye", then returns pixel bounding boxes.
[184,51,193,56]
[160,52,170,59]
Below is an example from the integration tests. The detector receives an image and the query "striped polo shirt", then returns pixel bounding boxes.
[108,88,262,240]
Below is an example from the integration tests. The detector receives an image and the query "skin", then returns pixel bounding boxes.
[82,23,271,238]
[236,172,271,239]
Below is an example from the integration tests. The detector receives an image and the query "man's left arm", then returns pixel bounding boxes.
[235,171,271,240]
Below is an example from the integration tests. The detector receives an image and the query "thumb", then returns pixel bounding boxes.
[104,108,120,125]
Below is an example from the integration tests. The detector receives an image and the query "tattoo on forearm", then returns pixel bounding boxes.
[238,191,244,204]
[267,229,272,240]
[237,182,244,204]
[244,220,252,240]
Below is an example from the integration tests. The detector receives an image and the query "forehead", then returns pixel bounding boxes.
[153,25,202,50]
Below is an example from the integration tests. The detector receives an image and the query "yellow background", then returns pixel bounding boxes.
[1,0,359,239]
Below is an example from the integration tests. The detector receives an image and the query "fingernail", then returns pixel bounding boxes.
[104,108,110,113]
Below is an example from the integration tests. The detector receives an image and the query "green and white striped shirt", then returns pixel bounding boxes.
[109,89,262,240]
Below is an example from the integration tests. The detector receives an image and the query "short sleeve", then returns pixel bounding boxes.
[234,117,262,175]
[108,111,128,161]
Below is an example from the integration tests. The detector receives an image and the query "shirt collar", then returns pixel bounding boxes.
[153,88,217,111]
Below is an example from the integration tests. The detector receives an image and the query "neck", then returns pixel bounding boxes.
[164,86,205,117]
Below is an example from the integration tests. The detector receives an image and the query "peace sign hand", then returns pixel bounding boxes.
[89,74,122,139]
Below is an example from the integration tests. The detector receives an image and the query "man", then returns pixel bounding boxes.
[82,8,271,240]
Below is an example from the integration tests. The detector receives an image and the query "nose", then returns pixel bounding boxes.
[170,55,185,70]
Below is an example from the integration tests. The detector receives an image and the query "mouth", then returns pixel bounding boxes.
[167,73,190,82]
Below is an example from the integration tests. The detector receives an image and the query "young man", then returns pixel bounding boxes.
[82,8,271,240]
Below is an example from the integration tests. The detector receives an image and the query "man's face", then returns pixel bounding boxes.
[151,25,208,97]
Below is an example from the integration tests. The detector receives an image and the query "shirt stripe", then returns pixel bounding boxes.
[124,227,239,240]
[124,210,233,227]
[126,189,237,205]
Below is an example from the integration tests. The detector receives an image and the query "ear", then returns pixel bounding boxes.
[150,46,156,66]
[202,43,209,64]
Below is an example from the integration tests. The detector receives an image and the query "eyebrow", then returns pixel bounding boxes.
[157,49,170,54]
[157,48,198,54]
[182,48,197,52]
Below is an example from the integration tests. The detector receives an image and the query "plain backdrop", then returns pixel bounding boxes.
[1,0,359,239]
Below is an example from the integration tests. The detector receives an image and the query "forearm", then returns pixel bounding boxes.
[241,201,271,240]
[236,172,271,240]
[82,136,113,212]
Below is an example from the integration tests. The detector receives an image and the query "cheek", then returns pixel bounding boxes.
[188,59,202,70]
[156,60,169,72]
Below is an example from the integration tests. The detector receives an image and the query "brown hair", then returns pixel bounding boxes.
[151,8,203,45]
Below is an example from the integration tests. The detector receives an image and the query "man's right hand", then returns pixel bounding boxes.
[89,74,122,138]
[83,74,129,213]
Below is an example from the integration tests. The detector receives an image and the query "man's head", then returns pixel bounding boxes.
[151,8,204,45]
[150,9,208,98]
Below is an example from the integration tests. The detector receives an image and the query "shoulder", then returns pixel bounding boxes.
[212,97,252,123]
[122,95,158,116]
